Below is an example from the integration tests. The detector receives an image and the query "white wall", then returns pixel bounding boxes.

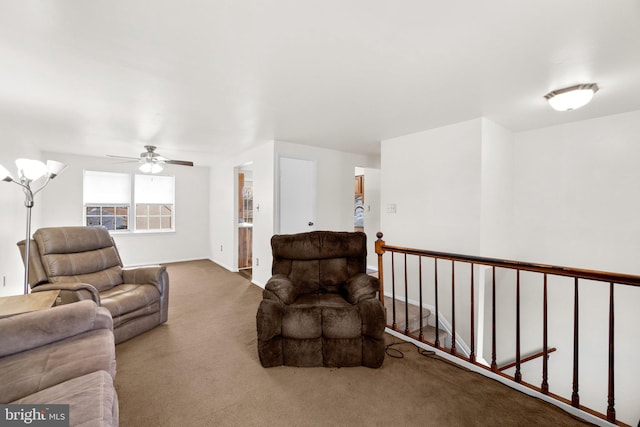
[381,118,483,253]
[513,110,640,274]
[480,118,514,258]
[39,152,211,266]
[0,132,43,296]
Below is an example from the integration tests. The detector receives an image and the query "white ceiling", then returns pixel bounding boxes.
[1,1,639,163]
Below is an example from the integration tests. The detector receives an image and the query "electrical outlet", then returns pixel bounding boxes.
[2,275,5,287]
[220,245,223,252]
[256,258,259,266]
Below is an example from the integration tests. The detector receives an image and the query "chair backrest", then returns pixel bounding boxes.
[271,231,367,294]
[24,226,124,292]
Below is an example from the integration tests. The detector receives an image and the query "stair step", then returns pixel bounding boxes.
[383,296,449,344]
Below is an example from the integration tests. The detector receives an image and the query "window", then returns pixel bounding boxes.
[83,171,175,232]
[134,174,175,231]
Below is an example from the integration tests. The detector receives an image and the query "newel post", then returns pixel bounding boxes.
[375,232,386,305]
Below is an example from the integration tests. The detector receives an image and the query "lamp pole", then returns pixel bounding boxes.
[1,159,66,295]
[21,179,36,295]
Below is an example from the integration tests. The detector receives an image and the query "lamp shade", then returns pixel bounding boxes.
[139,162,163,174]
[545,83,599,111]
[0,163,13,181]
[15,159,47,181]
[46,160,67,177]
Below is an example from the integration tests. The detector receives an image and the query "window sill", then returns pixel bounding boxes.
[109,229,176,236]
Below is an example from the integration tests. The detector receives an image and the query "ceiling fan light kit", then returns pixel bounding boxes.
[107,145,194,174]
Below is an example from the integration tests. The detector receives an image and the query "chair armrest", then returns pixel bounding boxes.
[0,300,113,358]
[33,282,100,305]
[123,265,168,293]
[264,274,300,305]
[342,273,380,304]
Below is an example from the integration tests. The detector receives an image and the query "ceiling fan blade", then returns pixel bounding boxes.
[107,154,140,161]
[166,160,194,167]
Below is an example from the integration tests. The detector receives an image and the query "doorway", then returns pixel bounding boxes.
[236,164,253,276]
[354,166,381,271]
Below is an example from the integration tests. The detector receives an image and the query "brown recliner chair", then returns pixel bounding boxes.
[18,226,169,344]
[256,231,386,368]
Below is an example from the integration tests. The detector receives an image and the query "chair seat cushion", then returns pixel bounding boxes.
[12,370,118,427]
[100,284,160,318]
[282,293,362,340]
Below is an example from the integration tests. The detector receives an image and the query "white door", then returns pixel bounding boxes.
[279,157,316,234]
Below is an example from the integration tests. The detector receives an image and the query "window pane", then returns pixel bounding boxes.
[101,217,116,230]
[161,217,171,229]
[162,205,172,215]
[87,217,100,226]
[101,207,115,215]
[149,205,161,216]
[136,204,148,215]
[136,217,148,230]
[116,207,128,216]
[149,217,161,229]
[86,207,100,216]
[116,216,128,230]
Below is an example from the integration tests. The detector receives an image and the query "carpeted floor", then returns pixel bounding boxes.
[114,259,591,426]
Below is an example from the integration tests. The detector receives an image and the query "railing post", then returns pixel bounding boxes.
[375,232,385,306]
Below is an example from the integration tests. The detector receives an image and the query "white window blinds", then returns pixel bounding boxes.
[83,170,131,204]
[134,174,174,204]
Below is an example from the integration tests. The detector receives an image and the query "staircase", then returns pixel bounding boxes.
[383,296,449,346]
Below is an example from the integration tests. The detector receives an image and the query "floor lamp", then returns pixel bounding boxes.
[0,159,67,295]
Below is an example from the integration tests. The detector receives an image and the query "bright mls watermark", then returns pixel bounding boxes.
[0,405,69,426]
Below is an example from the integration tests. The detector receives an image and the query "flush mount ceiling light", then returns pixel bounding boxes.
[544,83,599,111]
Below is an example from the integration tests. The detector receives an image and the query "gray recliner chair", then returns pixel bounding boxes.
[18,226,169,344]
[256,231,386,368]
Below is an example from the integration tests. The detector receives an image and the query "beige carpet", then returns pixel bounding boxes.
[114,259,591,426]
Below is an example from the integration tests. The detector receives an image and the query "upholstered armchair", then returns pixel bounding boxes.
[256,231,386,368]
[18,226,169,344]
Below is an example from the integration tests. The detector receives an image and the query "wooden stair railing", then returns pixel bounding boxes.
[375,232,640,426]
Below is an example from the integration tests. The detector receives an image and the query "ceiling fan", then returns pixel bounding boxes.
[107,145,194,173]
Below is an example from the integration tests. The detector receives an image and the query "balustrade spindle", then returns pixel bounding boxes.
[434,258,440,348]
[607,282,615,423]
[542,274,549,394]
[391,252,397,331]
[515,270,522,383]
[418,256,424,342]
[451,260,456,354]
[572,277,580,407]
[404,253,409,335]
[470,263,475,363]
[491,266,497,372]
